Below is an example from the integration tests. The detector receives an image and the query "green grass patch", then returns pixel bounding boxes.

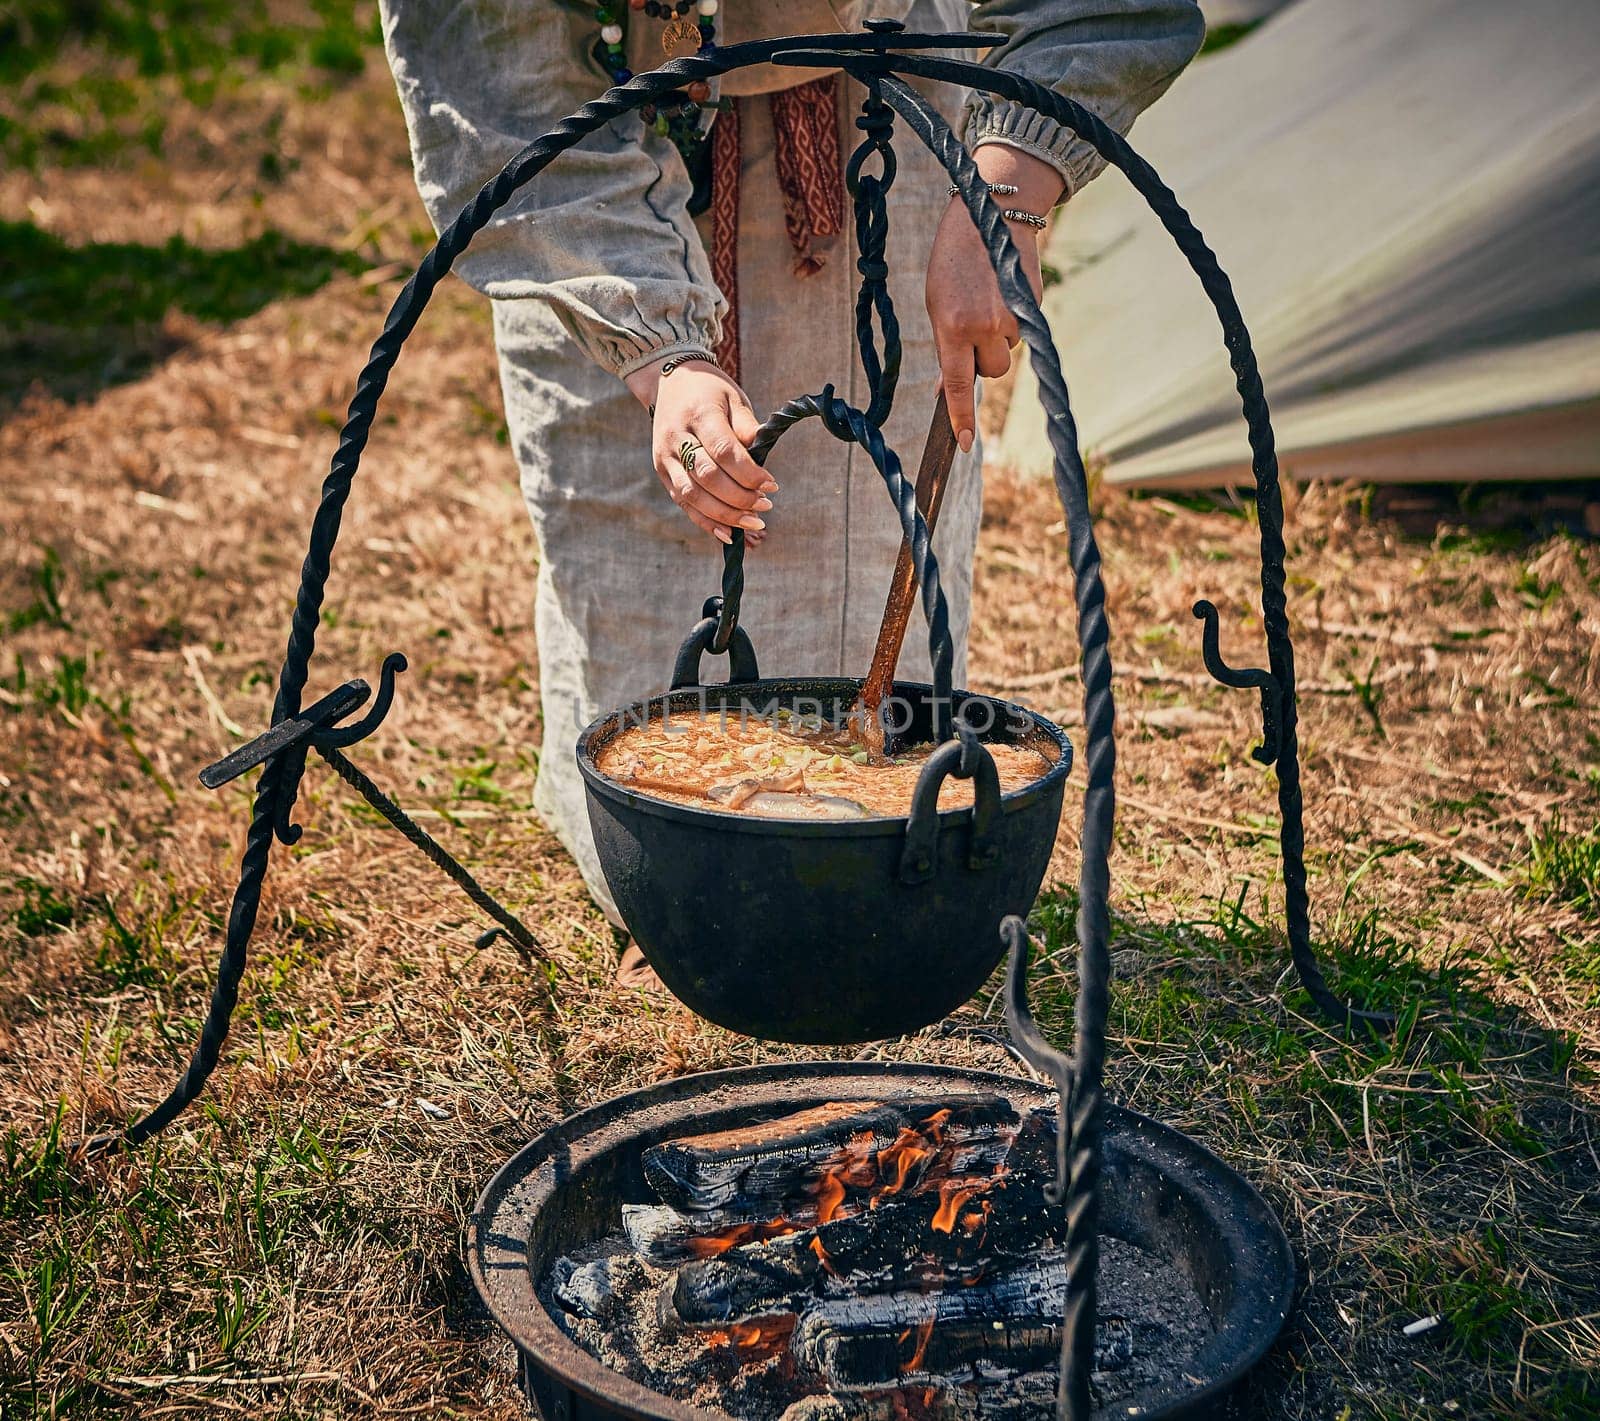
[1,219,368,409]
[1026,876,1578,1160]
[7,546,70,633]
[1522,813,1600,917]
[8,877,77,938]
[1,0,379,168]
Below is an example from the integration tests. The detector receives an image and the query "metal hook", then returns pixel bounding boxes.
[311,652,409,748]
[1000,915,1073,1206]
[1192,599,1281,764]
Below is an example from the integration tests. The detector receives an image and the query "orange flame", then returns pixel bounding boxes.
[930,1179,983,1234]
[682,1108,1034,1382]
[919,1108,952,1144]
[702,1314,798,1362]
[900,1315,935,1373]
[683,1216,796,1258]
[813,1169,848,1224]
[878,1127,932,1196]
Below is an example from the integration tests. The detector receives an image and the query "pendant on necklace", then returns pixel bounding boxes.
[661,17,700,56]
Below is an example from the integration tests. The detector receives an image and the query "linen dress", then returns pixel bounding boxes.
[380,0,1203,920]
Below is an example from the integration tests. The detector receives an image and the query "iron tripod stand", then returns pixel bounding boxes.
[93,21,1396,1421]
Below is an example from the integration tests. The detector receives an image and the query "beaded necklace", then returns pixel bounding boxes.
[593,0,722,202]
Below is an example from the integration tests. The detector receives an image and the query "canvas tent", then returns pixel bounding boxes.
[994,0,1600,487]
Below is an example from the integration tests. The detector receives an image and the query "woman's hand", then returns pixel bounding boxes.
[925,146,1066,453]
[624,356,774,546]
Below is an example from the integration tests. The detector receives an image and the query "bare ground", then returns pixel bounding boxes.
[3,34,1598,1421]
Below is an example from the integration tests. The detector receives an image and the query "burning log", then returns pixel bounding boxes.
[791,1251,1067,1376]
[642,1095,1017,1213]
[791,1255,1135,1386]
[622,1202,815,1265]
[666,1192,1050,1324]
[665,1106,1064,1322]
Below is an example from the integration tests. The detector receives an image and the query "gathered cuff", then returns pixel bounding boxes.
[611,329,723,380]
[965,97,1129,202]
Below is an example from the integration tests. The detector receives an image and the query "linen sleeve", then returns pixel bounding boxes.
[962,0,1205,199]
[380,0,725,376]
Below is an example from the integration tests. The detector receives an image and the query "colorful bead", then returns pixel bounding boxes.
[591,0,714,166]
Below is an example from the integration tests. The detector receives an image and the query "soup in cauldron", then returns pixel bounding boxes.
[595,706,1050,820]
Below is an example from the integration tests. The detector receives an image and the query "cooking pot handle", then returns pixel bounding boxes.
[670,596,761,690]
[899,729,1001,885]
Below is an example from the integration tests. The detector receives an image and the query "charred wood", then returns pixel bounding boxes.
[668,1155,1066,1326]
[551,1253,640,1322]
[622,1203,814,1265]
[776,1375,1062,1421]
[796,1276,1135,1387]
[642,1095,1017,1212]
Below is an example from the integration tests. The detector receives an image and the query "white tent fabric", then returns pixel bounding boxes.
[994,0,1600,487]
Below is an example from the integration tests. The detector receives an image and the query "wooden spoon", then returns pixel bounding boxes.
[852,391,961,757]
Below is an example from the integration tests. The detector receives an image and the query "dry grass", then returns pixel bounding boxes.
[3,17,1599,1421]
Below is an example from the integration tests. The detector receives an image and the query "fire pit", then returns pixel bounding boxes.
[470,1062,1294,1421]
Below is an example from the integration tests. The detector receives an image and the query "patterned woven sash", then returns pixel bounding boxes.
[711,75,845,381]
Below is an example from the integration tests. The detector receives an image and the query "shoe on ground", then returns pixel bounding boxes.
[616,940,667,994]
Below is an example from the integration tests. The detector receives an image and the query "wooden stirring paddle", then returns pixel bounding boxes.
[852,391,961,758]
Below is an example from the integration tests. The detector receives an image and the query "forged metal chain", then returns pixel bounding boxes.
[709,85,907,667]
[845,84,903,428]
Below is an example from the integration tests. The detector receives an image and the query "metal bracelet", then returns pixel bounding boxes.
[1000,208,1048,229]
[658,350,720,377]
[946,180,1019,197]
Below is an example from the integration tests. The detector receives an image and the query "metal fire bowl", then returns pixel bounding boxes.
[470,1062,1295,1421]
[576,678,1072,1044]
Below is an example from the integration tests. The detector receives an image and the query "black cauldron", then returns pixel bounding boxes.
[577,676,1071,1043]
